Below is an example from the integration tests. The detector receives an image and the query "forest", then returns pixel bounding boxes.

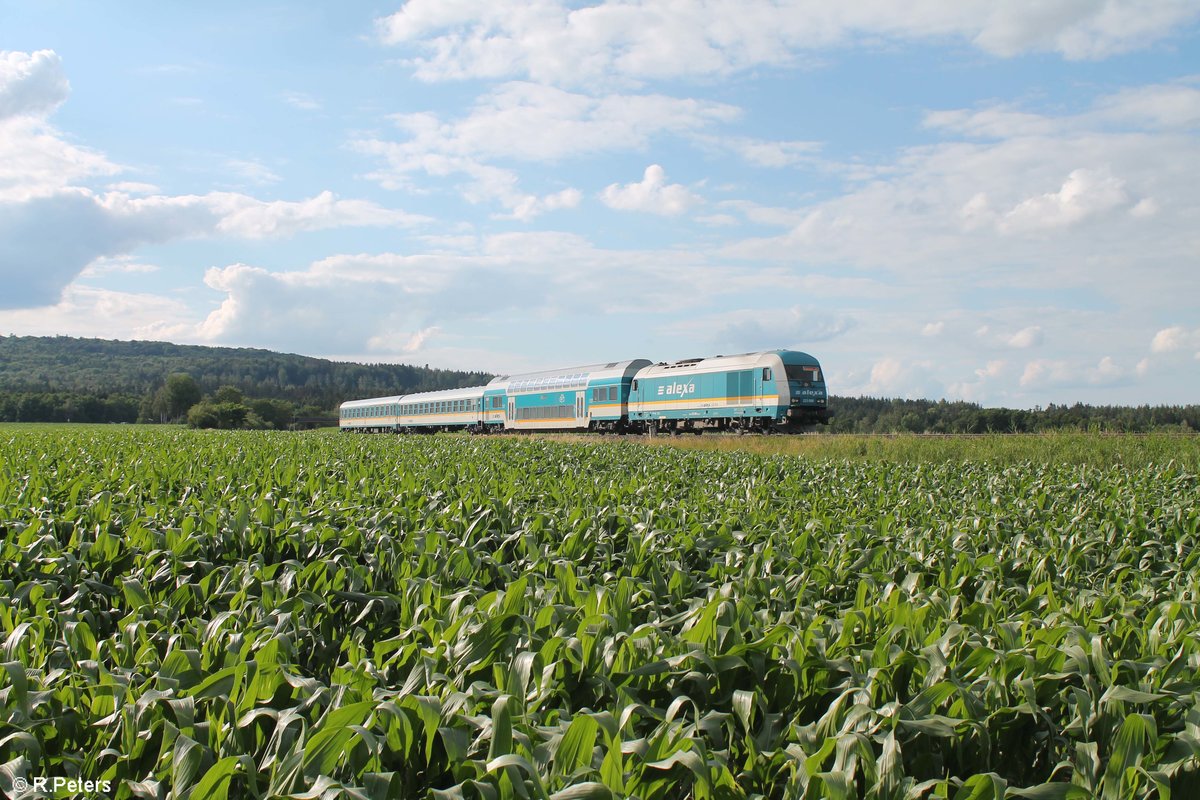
[1,335,1196,432]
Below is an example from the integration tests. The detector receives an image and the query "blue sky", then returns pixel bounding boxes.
[2,1,1198,407]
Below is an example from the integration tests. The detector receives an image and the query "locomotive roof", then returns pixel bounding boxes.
[635,349,821,378]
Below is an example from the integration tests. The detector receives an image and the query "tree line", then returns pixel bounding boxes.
[0,335,489,407]
[0,378,325,429]
[2,335,1195,433]
[827,396,1199,434]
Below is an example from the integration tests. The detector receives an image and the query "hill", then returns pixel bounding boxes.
[0,335,491,423]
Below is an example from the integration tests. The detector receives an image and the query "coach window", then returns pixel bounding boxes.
[632,380,638,391]
[763,368,772,381]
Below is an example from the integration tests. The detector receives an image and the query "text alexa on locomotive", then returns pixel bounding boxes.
[339,349,829,435]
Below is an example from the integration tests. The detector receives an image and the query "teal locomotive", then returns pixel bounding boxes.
[339,349,829,434]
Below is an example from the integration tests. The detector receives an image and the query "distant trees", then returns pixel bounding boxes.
[188,384,272,430]
[152,373,202,422]
[0,335,491,407]
[827,397,1199,434]
[0,392,141,423]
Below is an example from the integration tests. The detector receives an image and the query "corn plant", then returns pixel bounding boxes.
[0,428,1198,798]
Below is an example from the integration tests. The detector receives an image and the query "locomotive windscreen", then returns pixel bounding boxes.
[784,364,822,384]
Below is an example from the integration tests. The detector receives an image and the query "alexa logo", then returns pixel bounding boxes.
[657,382,696,397]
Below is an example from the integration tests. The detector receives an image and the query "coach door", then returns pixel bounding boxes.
[576,392,584,422]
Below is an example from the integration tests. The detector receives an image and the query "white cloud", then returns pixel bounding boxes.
[0,51,117,202]
[1093,84,1200,129]
[176,232,859,355]
[0,49,436,310]
[225,159,282,186]
[926,81,1200,139]
[378,82,738,163]
[107,181,160,195]
[376,1,1200,86]
[1006,325,1044,348]
[282,91,322,111]
[504,187,583,222]
[355,82,736,216]
[0,50,69,119]
[1020,359,1073,388]
[367,326,443,355]
[724,83,1200,322]
[922,321,945,337]
[663,306,854,351]
[1001,168,1131,233]
[1149,326,1200,362]
[853,356,940,399]
[0,190,430,308]
[0,284,194,340]
[203,191,429,237]
[1150,325,1192,353]
[946,359,1009,402]
[79,256,158,278]
[600,165,701,216]
[1019,356,1130,389]
[725,137,823,168]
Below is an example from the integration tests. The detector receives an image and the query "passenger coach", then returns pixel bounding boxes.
[498,358,651,433]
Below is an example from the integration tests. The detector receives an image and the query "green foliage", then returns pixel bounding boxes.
[153,373,202,423]
[212,385,245,405]
[0,334,491,410]
[1,429,1199,798]
[188,400,272,430]
[829,396,1200,434]
[0,391,142,423]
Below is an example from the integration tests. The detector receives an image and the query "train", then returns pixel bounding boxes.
[339,349,830,435]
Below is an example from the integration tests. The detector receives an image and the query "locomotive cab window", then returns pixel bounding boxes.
[784,365,822,384]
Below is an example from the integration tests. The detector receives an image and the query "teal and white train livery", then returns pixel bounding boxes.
[339,349,829,434]
[629,350,828,433]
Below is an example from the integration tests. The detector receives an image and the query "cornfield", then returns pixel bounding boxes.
[1,428,1199,798]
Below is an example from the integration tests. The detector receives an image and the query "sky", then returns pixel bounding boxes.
[1,1,1198,407]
